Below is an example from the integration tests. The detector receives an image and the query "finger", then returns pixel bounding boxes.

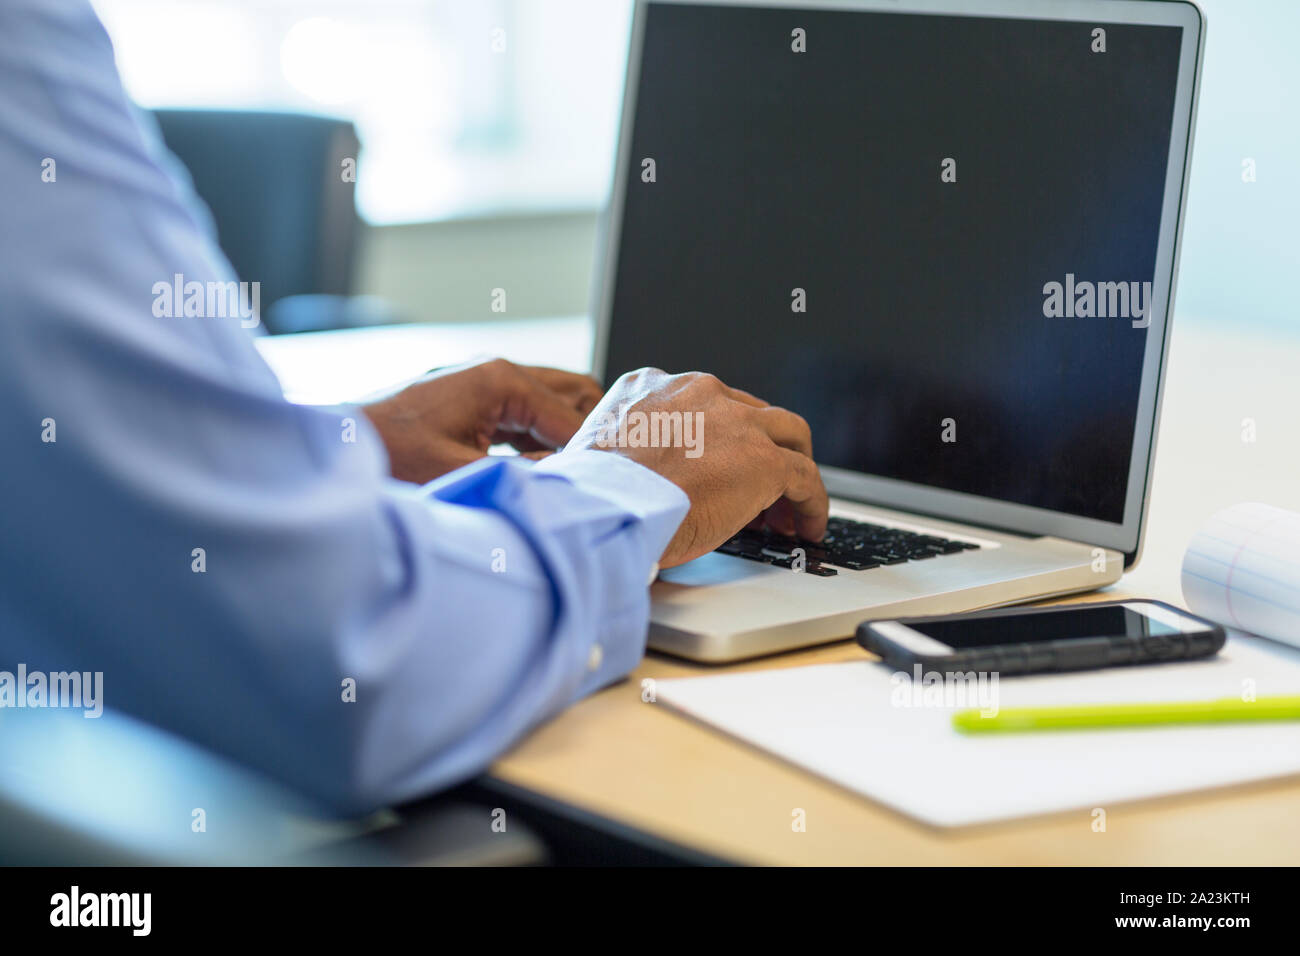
[489,428,549,452]
[760,497,797,537]
[753,406,814,458]
[522,366,604,414]
[721,384,768,408]
[491,363,589,449]
[771,447,829,542]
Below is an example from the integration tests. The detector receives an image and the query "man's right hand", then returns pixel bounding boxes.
[569,368,828,568]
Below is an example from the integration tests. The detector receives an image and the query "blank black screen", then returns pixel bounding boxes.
[604,3,1183,522]
[913,605,1174,648]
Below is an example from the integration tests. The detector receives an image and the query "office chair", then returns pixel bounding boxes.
[0,706,547,866]
[150,109,383,334]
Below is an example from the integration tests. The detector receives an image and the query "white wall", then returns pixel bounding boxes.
[355,211,600,323]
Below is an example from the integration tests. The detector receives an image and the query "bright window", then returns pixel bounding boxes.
[92,0,635,225]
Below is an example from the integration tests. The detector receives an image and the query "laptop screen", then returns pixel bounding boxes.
[602,2,1185,525]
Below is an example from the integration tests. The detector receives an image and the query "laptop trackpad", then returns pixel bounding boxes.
[659,552,768,587]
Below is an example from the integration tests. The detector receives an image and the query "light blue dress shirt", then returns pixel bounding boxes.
[0,0,688,813]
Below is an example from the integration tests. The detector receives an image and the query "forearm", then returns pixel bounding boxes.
[322,450,687,812]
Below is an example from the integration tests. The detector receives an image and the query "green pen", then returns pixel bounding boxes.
[952,695,1300,734]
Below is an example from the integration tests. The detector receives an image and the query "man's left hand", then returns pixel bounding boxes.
[362,359,603,483]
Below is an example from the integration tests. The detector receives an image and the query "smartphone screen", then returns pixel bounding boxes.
[910,605,1183,649]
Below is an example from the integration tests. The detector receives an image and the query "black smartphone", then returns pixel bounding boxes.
[856,600,1225,675]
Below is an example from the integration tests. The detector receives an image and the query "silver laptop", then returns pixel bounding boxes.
[592,0,1204,662]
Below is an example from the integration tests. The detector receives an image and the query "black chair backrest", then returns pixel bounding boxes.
[152,109,361,330]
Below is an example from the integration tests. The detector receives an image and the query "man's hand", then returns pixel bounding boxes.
[569,368,828,568]
[362,359,603,483]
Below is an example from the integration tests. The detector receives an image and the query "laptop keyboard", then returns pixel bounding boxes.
[716,516,980,577]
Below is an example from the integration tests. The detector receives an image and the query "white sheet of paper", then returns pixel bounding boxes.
[654,635,1300,827]
[1183,502,1300,649]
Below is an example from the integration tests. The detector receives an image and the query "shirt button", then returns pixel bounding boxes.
[587,643,604,672]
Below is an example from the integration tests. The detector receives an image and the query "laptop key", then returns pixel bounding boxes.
[771,555,838,575]
[833,558,881,571]
[715,517,978,573]
[804,563,838,577]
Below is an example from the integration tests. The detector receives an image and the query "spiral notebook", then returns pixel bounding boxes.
[1182,502,1300,650]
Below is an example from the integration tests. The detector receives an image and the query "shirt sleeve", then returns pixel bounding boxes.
[0,0,689,814]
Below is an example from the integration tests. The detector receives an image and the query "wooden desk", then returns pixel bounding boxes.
[259,316,1300,865]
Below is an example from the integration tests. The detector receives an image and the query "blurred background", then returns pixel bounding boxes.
[88,0,1299,333]
[6,0,1294,867]
[92,0,632,331]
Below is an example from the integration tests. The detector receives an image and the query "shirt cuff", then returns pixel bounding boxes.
[532,449,690,692]
[532,449,690,575]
